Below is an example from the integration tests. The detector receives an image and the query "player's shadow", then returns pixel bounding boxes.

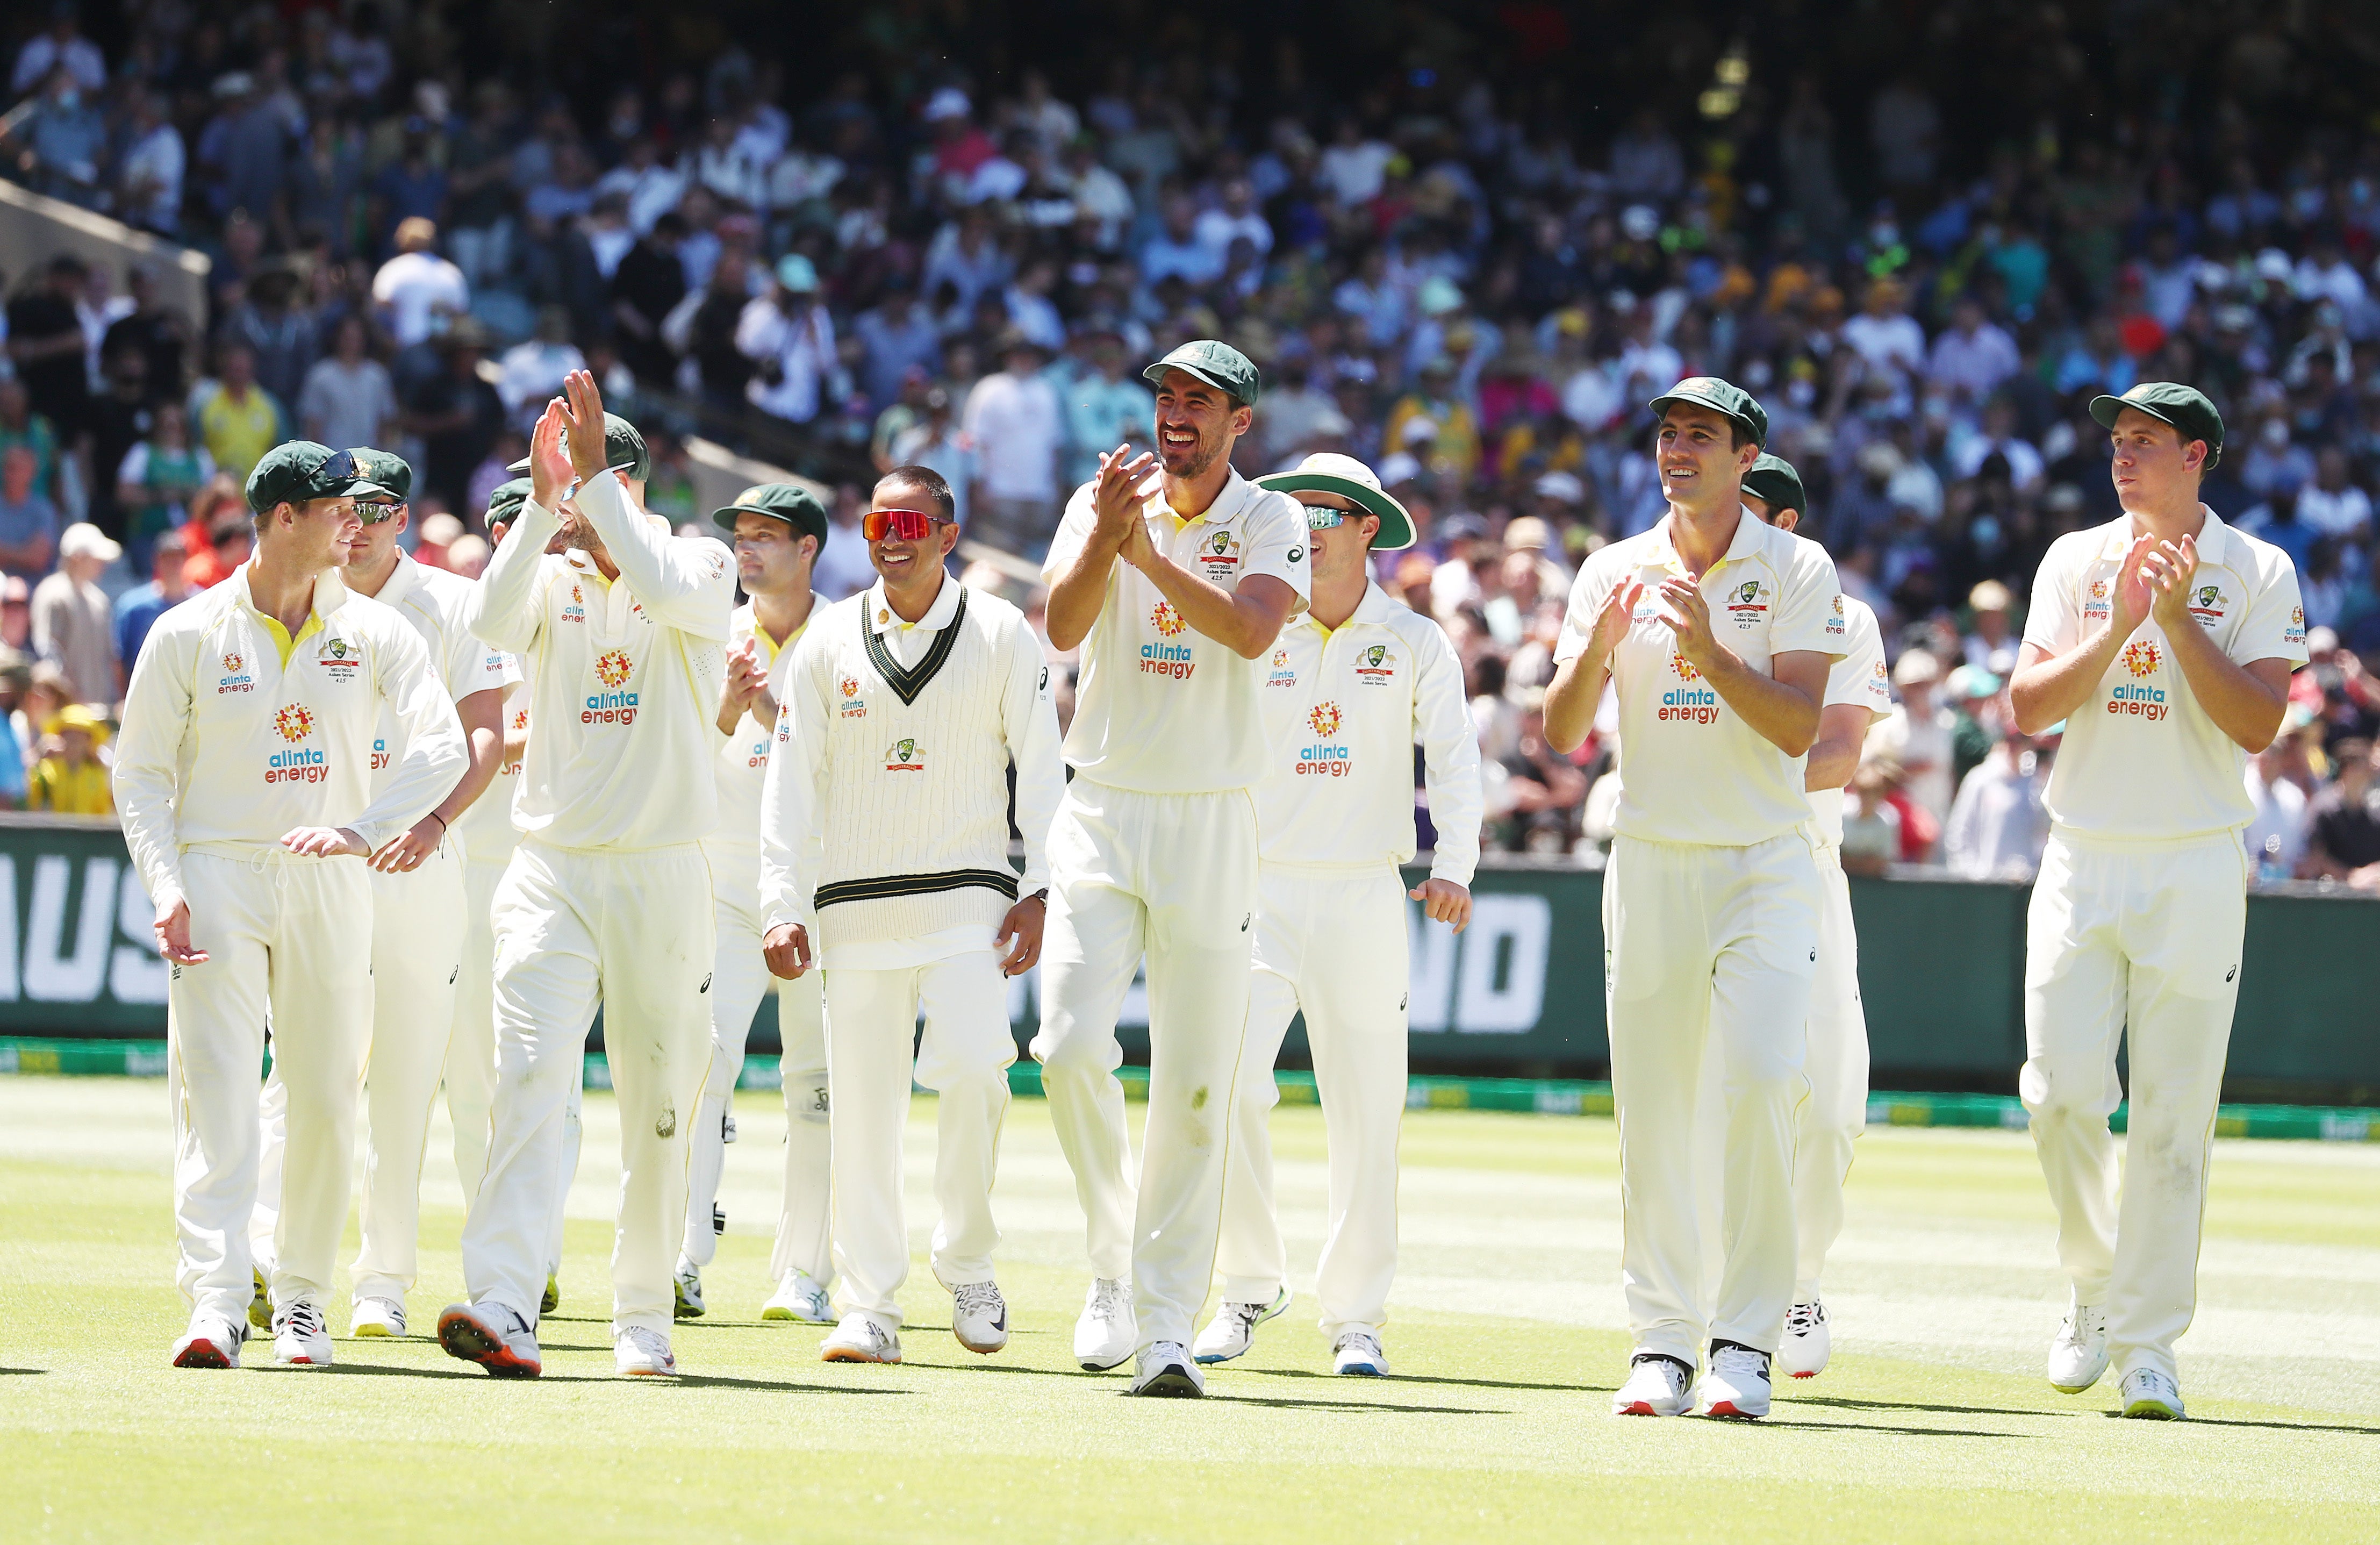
[1794,1394,2081,1420]
[0,1367,43,1376]
[1203,1393,1511,1415]
[1237,1365,1594,1394]
[1760,1418,2029,1439]
[914,1360,1123,1381]
[2097,1411,2380,1435]
[667,1371,907,1396]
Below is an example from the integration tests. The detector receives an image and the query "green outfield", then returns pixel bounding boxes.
[2,1076,2375,1543]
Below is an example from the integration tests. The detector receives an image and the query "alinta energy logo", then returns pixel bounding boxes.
[1299,700,1351,776]
[266,704,326,784]
[2085,575,2112,620]
[562,582,587,624]
[585,649,639,725]
[218,650,254,695]
[1661,652,1718,724]
[1141,600,1194,678]
[1266,647,1297,689]
[2111,639,2168,720]
[1827,592,1846,636]
[837,673,867,719]
[2287,604,2307,645]
[884,737,925,771]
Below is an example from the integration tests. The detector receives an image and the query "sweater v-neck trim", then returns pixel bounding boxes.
[864,585,969,705]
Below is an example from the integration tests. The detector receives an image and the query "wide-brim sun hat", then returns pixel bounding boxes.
[1256,452,1416,550]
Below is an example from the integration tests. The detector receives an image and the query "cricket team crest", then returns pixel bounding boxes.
[1196,528,1241,578]
[2188,583,2227,630]
[1354,643,1397,685]
[884,738,926,771]
[596,650,635,687]
[1725,579,1770,628]
[316,634,362,682]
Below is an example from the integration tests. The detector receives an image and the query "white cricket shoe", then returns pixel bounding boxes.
[272,1298,333,1368]
[1130,1340,1205,1398]
[1074,1277,1134,1371]
[351,1297,407,1338]
[437,1301,543,1378]
[1332,1331,1388,1377]
[615,1326,677,1377]
[948,1279,1009,1354]
[171,1311,246,1370]
[761,1269,834,1324]
[1698,1343,1773,1420]
[2119,1367,2185,1420]
[1611,1354,1693,1417]
[672,1258,706,1320]
[820,1312,902,1364]
[1777,1299,1830,1379]
[1193,1288,1289,1365]
[2048,1300,2110,1393]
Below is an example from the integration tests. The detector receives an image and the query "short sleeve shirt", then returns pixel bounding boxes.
[1043,466,1311,793]
[1808,594,1891,844]
[2021,508,2308,839]
[1555,510,1843,846]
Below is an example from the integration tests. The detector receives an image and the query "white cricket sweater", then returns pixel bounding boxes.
[464,470,735,851]
[760,575,1064,957]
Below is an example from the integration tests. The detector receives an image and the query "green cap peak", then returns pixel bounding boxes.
[1647,376,1769,448]
[1741,452,1806,518]
[712,481,829,543]
[245,442,388,513]
[1143,339,1262,404]
[2088,382,2225,467]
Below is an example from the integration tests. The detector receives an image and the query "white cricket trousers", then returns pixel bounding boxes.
[1034,780,1259,1349]
[249,841,469,1302]
[443,854,510,1200]
[823,950,1014,1324]
[459,840,715,1336]
[2021,830,2246,1386]
[682,880,831,1284]
[170,849,371,1322]
[1605,831,1818,1366]
[1215,864,1409,1341]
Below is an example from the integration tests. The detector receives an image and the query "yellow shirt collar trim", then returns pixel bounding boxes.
[260,610,324,668]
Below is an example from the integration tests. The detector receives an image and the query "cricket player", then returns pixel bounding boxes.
[1543,380,1841,1420]
[674,481,834,1327]
[116,442,465,1369]
[2009,383,2304,1420]
[1731,453,1890,1379]
[1038,340,1310,1396]
[440,374,733,1379]
[759,464,1064,1364]
[1195,453,1481,1378]
[247,450,514,1341]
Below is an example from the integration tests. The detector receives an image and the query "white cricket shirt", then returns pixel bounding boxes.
[1555,510,1843,846]
[465,469,735,851]
[364,551,517,856]
[1042,466,1311,793]
[2021,506,2307,840]
[1254,581,1483,884]
[702,594,820,882]
[454,678,528,863]
[1807,593,1891,844]
[116,563,468,909]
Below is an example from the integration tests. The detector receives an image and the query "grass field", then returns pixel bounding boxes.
[3,1076,2377,1543]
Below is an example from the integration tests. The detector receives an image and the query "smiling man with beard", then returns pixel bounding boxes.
[1035,340,1311,1397]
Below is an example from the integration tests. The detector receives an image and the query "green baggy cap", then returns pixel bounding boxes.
[347,447,413,502]
[1143,339,1262,404]
[712,481,829,544]
[1740,452,1807,518]
[1647,376,1769,448]
[484,477,533,530]
[245,441,391,513]
[2089,382,2225,468]
[507,411,653,482]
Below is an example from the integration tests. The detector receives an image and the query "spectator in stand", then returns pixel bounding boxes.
[11,5,106,96]
[1061,331,1151,487]
[371,217,470,348]
[0,579,32,657]
[1868,649,1956,847]
[885,385,971,526]
[1944,729,2053,879]
[739,254,838,427]
[1961,580,2020,678]
[853,277,941,411]
[2243,740,2311,879]
[181,505,254,592]
[1926,293,2020,412]
[809,482,878,600]
[403,326,507,515]
[13,61,109,208]
[496,306,589,427]
[102,264,190,407]
[0,447,61,580]
[220,268,320,411]
[185,340,288,483]
[2300,738,2380,888]
[26,703,110,816]
[297,314,397,452]
[113,528,192,675]
[113,401,213,567]
[960,331,1063,555]
[7,255,91,445]
[1840,277,1927,402]
[31,523,118,709]
[1942,662,2003,793]
[2299,445,2372,542]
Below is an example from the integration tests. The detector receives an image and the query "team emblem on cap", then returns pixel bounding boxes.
[596,650,634,687]
[274,705,315,742]
[2120,640,2161,678]
[885,738,925,771]
[1151,601,1186,638]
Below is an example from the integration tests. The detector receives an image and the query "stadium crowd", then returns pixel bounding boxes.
[2,1,2378,886]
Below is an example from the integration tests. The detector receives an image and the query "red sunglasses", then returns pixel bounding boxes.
[861,507,952,542]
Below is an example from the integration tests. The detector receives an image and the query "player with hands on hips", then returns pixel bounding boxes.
[2008,383,2305,1421]
[1194,452,1482,1379]
[759,464,1064,1366]
[440,373,734,1382]
[115,441,465,1371]
[672,481,836,1328]
[1543,380,1843,1421]
[1036,340,1309,1397]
